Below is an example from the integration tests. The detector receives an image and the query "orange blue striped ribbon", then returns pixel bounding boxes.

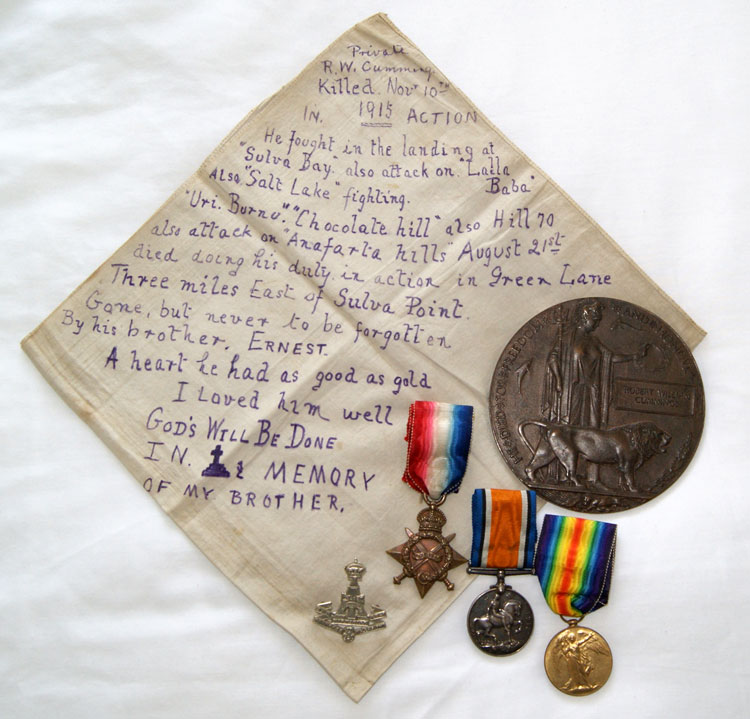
[470,489,537,569]
[402,401,473,498]
[534,514,617,617]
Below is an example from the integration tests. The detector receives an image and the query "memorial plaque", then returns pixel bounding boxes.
[490,298,704,512]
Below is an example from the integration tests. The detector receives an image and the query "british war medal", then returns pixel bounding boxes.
[534,514,617,695]
[466,488,537,655]
[387,402,472,598]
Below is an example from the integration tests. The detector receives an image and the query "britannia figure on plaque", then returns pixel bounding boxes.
[524,300,649,485]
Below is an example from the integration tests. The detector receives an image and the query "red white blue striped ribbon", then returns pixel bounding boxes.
[402,401,473,499]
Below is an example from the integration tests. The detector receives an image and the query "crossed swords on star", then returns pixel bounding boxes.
[393,528,456,591]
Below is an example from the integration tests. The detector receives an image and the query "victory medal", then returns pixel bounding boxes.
[387,402,472,597]
[535,514,617,696]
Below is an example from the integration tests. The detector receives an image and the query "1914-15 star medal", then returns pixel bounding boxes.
[387,504,467,598]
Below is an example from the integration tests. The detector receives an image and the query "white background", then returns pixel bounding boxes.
[1,1,748,716]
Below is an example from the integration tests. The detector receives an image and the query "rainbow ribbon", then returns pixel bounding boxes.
[402,401,473,499]
[470,489,537,570]
[534,515,617,617]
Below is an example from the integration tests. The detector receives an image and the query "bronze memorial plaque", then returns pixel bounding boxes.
[489,298,704,512]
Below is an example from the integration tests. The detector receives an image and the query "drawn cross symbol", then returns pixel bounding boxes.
[210,444,224,464]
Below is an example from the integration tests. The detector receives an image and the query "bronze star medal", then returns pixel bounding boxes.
[387,501,467,597]
[388,402,473,598]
